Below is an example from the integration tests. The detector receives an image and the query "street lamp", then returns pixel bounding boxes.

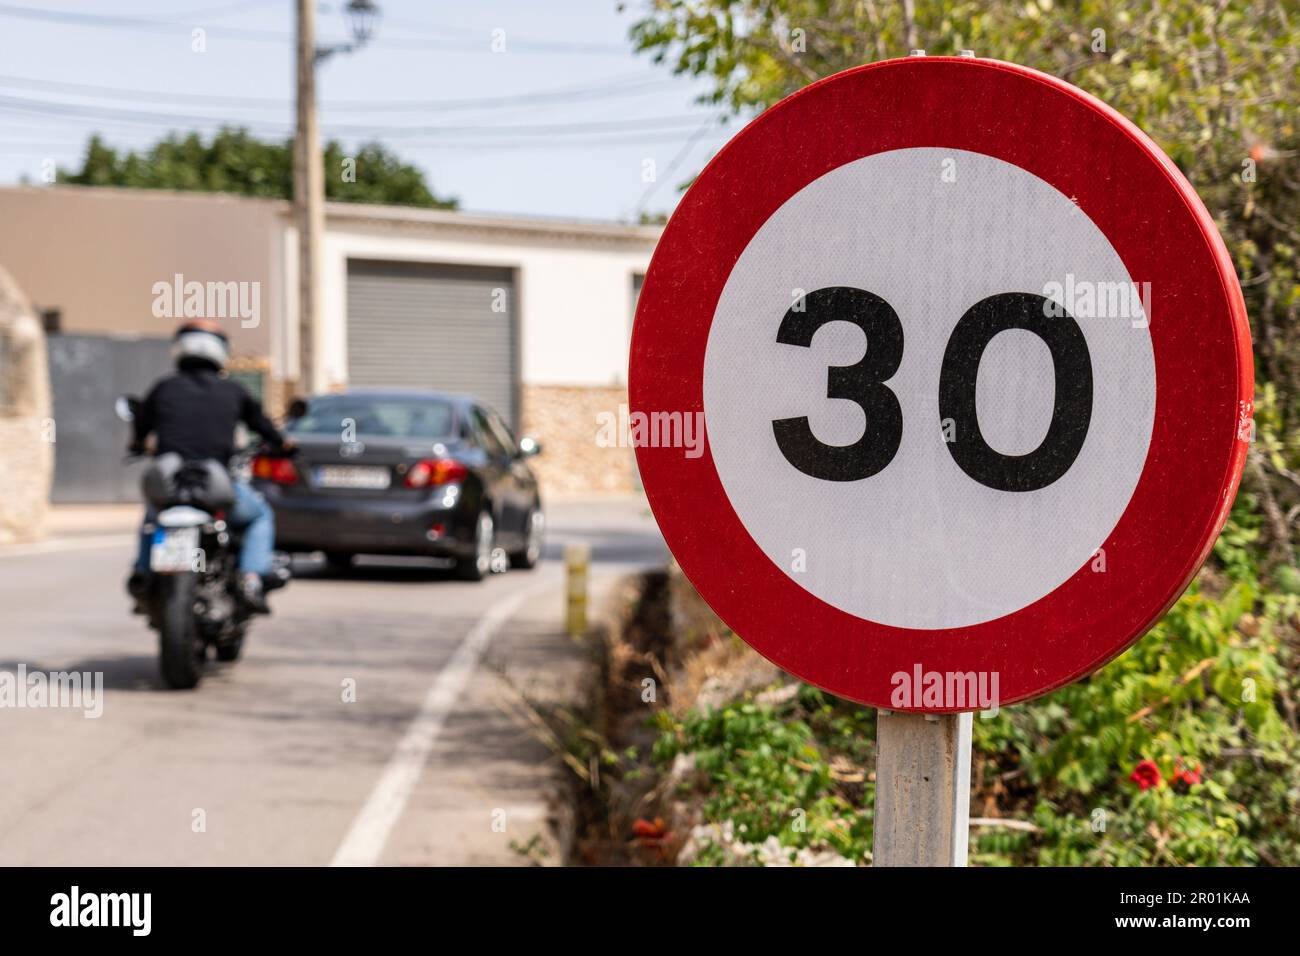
[344,0,380,45]
[316,0,382,62]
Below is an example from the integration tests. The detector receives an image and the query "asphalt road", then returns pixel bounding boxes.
[0,497,665,866]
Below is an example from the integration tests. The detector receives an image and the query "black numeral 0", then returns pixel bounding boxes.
[771,288,1093,492]
[772,287,904,481]
[939,292,1092,492]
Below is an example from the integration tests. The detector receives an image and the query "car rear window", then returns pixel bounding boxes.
[289,397,455,440]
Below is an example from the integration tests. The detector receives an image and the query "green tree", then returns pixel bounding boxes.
[59,128,457,209]
[632,0,1300,566]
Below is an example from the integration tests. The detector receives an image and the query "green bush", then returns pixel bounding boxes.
[655,512,1300,865]
[654,685,876,862]
[639,0,1300,866]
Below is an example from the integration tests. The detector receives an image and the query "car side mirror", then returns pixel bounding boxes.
[286,397,308,421]
[518,436,542,458]
[115,394,141,423]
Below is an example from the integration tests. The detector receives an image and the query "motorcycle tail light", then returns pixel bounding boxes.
[252,455,298,485]
[405,458,468,489]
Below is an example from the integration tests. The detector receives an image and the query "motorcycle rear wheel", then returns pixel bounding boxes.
[158,573,205,689]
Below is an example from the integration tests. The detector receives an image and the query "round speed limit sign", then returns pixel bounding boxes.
[629,56,1252,710]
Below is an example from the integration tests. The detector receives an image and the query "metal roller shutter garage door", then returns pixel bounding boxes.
[346,259,519,426]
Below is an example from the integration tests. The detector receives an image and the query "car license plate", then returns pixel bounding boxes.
[315,465,391,490]
[150,526,200,573]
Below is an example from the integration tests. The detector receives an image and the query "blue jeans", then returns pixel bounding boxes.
[135,481,275,576]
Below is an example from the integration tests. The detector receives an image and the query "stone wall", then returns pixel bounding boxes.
[0,266,53,544]
[521,383,636,498]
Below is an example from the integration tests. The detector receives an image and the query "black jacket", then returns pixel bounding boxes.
[133,361,285,464]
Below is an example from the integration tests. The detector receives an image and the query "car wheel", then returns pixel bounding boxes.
[509,507,544,570]
[455,511,493,581]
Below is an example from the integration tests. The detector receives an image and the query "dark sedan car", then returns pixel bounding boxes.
[252,389,543,581]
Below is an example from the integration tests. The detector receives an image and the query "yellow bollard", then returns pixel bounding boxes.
[565,542,590,638]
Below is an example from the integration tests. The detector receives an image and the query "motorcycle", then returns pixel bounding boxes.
[117,395,292,689]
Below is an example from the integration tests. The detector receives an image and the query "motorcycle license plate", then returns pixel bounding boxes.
[150,526,200,572]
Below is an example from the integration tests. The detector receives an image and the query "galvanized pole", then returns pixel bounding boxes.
[869,42,975,869]
[872,711,972,866]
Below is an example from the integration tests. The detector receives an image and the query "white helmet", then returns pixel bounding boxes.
[171,319,230,370]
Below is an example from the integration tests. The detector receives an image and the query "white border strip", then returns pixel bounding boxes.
[329,578,555,867]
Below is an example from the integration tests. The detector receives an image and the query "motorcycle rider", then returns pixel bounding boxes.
[127,319,290,613]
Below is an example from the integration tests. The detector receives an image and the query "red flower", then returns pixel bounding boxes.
[632,817,668,844]
[1129,759,1162,791]
[1170,759,1203,788]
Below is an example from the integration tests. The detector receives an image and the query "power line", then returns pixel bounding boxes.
[41,133,729,155]
[0,2,291,42]
[0,123,734,156]
[636,118,719,214]
[182,1,266,20]
[0,92,722,139]
[0,3,631,56]
[0,71,678,114]
[368,13,629,55]
[326,127,734,152]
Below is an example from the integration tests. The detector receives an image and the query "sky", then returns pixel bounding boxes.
[0,0,738,221]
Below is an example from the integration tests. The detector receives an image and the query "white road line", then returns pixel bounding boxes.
[329,575,557,867]
[0,534,133,558]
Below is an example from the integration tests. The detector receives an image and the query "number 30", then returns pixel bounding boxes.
[772,287,1093,492]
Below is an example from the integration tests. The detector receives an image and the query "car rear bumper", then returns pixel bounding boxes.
[257,484,476,558]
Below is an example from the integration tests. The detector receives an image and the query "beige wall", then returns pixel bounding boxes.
[315,209,657,390]
[0,186,658,496]
[522,384,636,497]
[0,186,282,358]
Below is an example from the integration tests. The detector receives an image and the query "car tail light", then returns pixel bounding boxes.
[405,458,467,489]
[252,455,298,485]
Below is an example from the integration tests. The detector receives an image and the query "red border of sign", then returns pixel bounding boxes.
[629,57,1252,711]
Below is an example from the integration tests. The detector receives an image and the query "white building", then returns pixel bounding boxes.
[0,185,661,496]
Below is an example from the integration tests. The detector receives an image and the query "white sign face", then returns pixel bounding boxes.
[703,147,1156,629]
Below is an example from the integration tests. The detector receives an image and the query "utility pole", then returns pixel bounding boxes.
[293,0,379,398]
[294,0,324,396]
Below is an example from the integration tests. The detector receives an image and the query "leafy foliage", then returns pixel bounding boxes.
[653,684,876,862]
[656,569,1299,865]
[632,0,1300,556]
[59,128,457,209]
[635,0,1300,867]
[971,572,1299,866]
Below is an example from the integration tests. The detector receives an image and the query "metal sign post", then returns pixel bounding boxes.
[872,711,972,866]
